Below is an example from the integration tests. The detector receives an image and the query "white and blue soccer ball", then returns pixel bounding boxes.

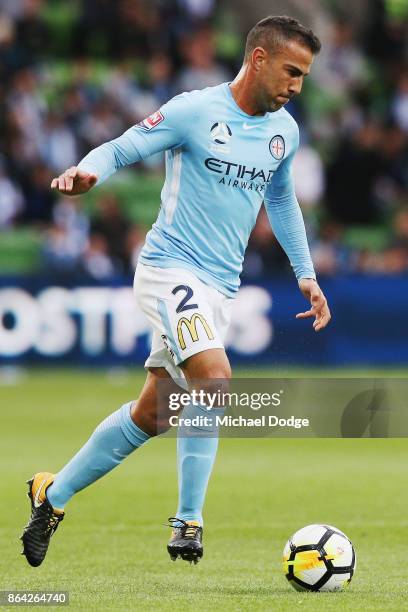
[282,524,356,592]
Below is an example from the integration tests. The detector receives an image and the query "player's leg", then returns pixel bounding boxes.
[133,262,234,563]
[167,348,231,563]
[20,369,179,567]
[45,370,183,508]
[130,367,184,435]
[175,347,231,524]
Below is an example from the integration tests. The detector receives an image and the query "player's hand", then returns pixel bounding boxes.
[50,166,98,195]
[296,279,331,332]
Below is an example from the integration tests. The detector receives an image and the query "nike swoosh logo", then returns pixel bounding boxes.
[243,123,259,130]
[33,477,48,507]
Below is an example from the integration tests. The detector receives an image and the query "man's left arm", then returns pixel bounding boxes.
[263,131,331,332]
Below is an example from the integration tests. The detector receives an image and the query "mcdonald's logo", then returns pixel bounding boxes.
[177,313,214,350]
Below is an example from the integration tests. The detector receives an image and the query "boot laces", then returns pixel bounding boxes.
[166,517,200,539]
[30,505,63,536]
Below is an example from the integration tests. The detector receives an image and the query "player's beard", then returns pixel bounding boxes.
[266,98,284,113]
[258,87,284,114]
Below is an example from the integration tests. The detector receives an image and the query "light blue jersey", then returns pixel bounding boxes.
[79,83,315,297]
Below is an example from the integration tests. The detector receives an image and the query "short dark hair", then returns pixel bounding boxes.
[245,15,322,59]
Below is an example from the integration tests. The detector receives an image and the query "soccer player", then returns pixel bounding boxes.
[21,16,330,567]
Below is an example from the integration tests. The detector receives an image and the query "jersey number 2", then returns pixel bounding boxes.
[172,285,198,314]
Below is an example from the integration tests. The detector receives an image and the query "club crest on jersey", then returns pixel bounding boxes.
[138,111,165,131]
[210,122,232,153]
[269,135,285,160]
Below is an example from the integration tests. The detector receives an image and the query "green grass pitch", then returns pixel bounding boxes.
[1,369,408,611]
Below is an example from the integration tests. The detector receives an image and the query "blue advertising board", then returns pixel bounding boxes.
[0,276,407,366]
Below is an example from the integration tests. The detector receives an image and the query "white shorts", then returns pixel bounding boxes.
[134,262,233,381]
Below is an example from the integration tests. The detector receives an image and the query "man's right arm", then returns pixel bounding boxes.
[51,93,195,195]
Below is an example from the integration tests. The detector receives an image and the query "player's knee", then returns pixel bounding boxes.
[189,360,231,403]
[192,366,231,405]
[201,362,232,381]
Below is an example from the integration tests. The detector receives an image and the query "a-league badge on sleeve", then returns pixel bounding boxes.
[138,111,165,131]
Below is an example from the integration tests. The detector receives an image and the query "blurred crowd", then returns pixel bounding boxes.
[0,0,408,279]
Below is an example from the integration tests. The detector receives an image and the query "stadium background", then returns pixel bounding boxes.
[0,0,408,367]
[1,2,408,610]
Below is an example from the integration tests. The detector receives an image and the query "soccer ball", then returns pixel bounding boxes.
[282,524,356,592]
